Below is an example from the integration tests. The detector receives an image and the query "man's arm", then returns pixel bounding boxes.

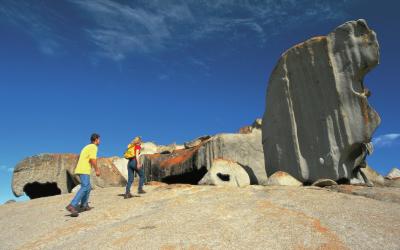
[90,159,100,176]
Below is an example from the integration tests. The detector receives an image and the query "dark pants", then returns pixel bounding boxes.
[126,158,145,194]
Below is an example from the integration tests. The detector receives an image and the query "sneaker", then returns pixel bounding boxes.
[138,189,146,194]
[124,193,133,199]
[65,204,79,217]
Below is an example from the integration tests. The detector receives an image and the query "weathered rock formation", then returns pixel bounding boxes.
[141,119,267,185]
[198,159,250,187]
[262,19,381,183]
[12,154,126,199]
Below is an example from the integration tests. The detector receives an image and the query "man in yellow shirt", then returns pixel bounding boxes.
[66,133,101,217]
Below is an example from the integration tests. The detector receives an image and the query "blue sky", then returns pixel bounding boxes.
[0,0,399,203]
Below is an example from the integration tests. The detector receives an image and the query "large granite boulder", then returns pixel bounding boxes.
[262,19,380,183]
[12,154,126,199]
[142,119,267,185]
[198,159,250,187]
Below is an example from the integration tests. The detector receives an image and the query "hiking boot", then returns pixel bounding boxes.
[138,189,146,194]
[65,204,79,217]
[79,205,93,212]
[124,193,133,199]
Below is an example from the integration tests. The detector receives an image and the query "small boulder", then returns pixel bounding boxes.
[4,200,16,205]
[267,171,302,186]
[312,179,337,187]
[386,167,400,180]
[198,159,250,187]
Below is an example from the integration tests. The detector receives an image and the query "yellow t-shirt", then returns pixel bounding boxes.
[74,144,98,175]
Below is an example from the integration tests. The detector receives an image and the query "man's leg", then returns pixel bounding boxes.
[67,174,85,216]
[79,174,91,208]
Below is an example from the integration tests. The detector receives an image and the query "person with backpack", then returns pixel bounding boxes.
[124,136,146,199]
[66,133,101,217]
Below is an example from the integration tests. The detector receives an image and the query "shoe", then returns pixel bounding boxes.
[65,204,79,217]
[79,205,93,212]
[124,193,133,199]
[138,189,146,194]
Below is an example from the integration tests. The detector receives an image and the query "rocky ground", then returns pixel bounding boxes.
[1,184,399,250]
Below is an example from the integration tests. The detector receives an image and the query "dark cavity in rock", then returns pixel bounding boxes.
[217,173,230,182]
[161,166,208,185]
[23,182,61,199]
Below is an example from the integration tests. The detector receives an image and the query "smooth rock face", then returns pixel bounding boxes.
[2,185,399,249]
[142,120,267,185]
[198,159,250,187]
[267,171,302,186]
[12,154,126,199]
[262,19,381,183]
[386,167,400,179]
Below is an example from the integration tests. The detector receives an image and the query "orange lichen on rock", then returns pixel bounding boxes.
[159,146,201,169]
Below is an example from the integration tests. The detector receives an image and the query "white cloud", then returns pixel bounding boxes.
[0,0,63,56]
[0,165,13,173]
[71,0,351,61]
[373,133,400,147]
[1,0,352,60]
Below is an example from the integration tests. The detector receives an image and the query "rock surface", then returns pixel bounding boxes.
[198,159,250,187]
[12,154,126,199]
[0,185,399,249]
[262,19,381,183]
[327,185,400,204]
[386,167,400,179]
[385,178,400,188]
[267,171,302,186]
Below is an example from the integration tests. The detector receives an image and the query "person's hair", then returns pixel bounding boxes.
[131,136,142,145]
[90,133,100,143]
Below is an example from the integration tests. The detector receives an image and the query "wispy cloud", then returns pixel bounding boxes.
[1,0,351,60]
[373,133,400,148]
[0,0,64,55]
[0,165,13,173]
[70,0,351,61]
